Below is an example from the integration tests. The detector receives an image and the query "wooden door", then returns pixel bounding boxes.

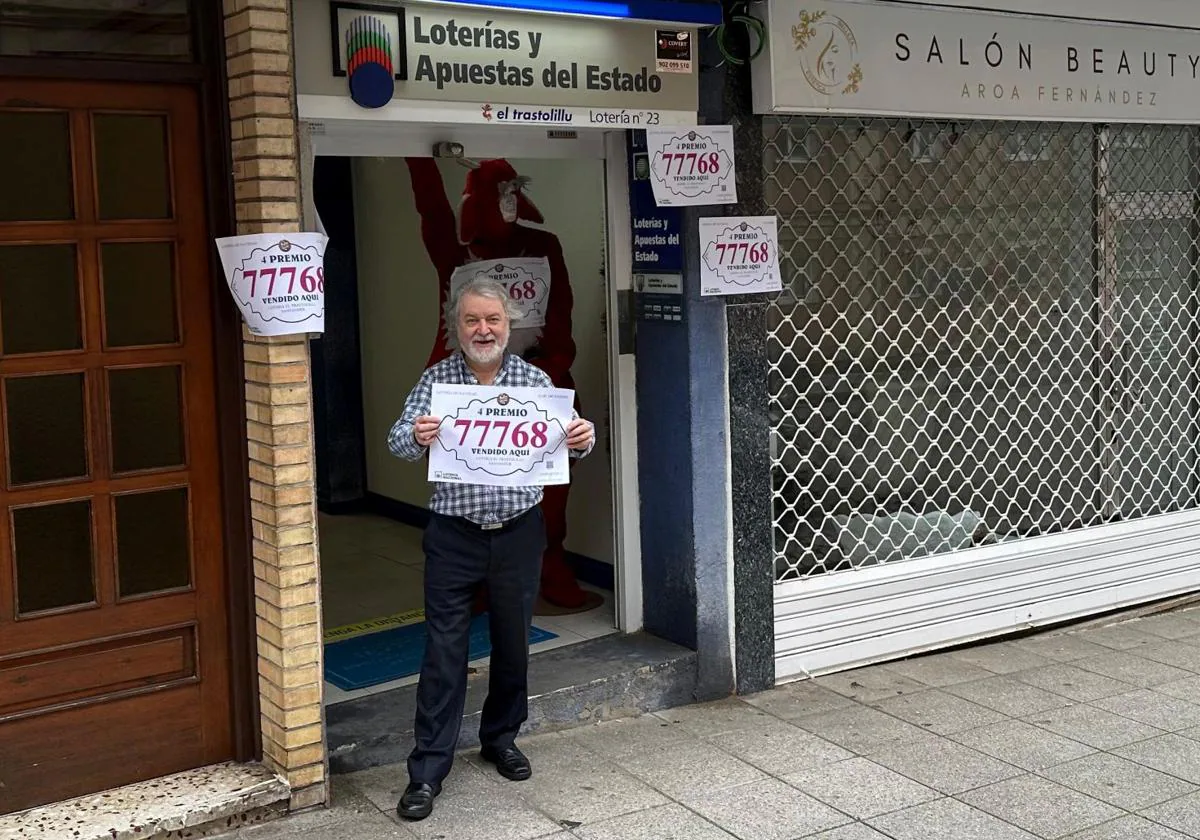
[0,80,233,814]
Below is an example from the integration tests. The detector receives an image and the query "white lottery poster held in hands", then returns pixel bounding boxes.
[215,232,328,336]
[428,384,576,487]
[449,258,550,329]
[699,216,783,296]
[646,125,738,207]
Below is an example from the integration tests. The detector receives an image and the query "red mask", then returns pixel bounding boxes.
[459,159,544,244]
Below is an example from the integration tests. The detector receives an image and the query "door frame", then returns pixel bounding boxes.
[0,2,259,764]
[300,120,644,633]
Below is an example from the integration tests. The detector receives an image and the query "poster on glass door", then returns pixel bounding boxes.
[449,257,551,329]
[646,125,738,206]
[699,216,783,296]
[215,232,328,336]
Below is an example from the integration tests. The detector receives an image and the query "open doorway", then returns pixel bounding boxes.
[310,135,623,706]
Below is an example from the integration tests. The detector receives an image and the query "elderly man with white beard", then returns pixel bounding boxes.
[387,278,596,822]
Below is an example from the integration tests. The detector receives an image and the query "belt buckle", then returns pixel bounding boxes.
[480,521,502,531]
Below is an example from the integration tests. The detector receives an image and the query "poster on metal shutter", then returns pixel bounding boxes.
[215,232,328,336]
[647,125,737,206]
[428,384,575,487]
[699,216,783,296]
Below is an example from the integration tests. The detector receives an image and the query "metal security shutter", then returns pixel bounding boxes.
[765,118,1200,680]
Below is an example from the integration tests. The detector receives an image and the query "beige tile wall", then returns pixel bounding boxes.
[222,0,327,811]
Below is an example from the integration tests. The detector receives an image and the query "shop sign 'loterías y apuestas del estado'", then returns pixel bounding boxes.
[295,1,700,127]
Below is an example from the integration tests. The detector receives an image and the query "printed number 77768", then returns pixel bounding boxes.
[452,419,550,448]
[243,266,325,297]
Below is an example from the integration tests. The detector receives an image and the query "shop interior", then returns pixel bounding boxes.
[310,145,619,705]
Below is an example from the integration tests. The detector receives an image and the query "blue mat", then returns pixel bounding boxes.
[324,614,557,691]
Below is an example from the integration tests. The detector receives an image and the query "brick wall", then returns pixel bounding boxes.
[222,0,327,810]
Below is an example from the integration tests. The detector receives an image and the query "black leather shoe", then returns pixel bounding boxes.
[397,781,440,821]
[480,744,532,781]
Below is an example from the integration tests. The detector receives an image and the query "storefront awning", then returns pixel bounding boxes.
[418,0,723,26]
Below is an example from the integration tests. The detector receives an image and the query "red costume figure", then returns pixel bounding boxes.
[405,157,589,609]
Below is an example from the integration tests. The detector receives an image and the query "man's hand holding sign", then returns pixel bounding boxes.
[412,416,440,447]
[565,416,595,451]
[387,277,595,823]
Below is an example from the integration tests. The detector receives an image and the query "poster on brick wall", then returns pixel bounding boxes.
[215,233,328,336]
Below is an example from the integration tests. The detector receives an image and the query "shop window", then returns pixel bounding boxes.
[906,123,954,164]
[1108,125,1195,194]
[0,1,192,62]
[766,117,1200,582]
[1003,127,1054,162]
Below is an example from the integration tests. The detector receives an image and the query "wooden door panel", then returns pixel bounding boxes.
[0,624,195,716]
[0,592,193,653]
[0,79,232,814]
[0,688,208,814]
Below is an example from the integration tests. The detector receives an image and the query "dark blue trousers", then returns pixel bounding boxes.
[406,506,545,786]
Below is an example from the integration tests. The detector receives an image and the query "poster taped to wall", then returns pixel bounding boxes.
[428,384,575,487]
[215,232,328,336]
[647,125,737,206]
[699,216,783,296]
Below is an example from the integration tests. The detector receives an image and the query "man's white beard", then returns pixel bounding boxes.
[463,333,507,366]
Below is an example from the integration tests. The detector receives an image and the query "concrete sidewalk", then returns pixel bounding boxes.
[228,603,1200,840]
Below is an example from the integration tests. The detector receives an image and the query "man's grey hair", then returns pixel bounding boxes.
[446,278,523,325]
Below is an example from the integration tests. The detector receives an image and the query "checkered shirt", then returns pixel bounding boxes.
[388,352,594,525]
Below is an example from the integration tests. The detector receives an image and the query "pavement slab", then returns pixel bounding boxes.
[958,774,1124,838]
[791,703,932,755]
[943,675,1075,717]
[867,797,1041,840]
[867,689,1007,736]
[679,777,850,840]
[189,604,1200,840]
[1115,733,1200,784]
[949,719,1097,770]
[1139,790,1200,837]
[1040,752,1198,810]
[703,714,854,776]
[868,733,1024,794]
[1022,702,1167,750]
[781,757,940,819]
[1063,814,1196,840]
[1011,663,1138,702]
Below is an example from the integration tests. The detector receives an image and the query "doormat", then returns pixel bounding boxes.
[324,608,426,643]
[323,614,558,692]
